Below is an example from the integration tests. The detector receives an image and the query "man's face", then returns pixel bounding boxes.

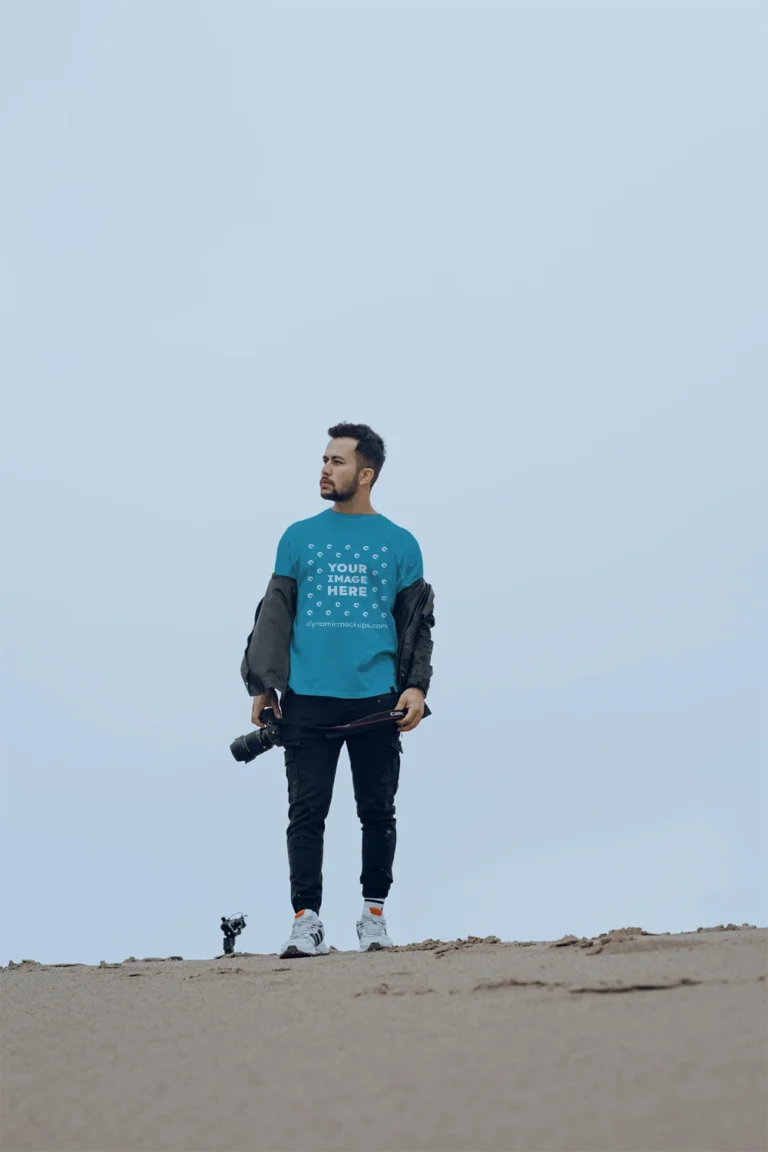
[320,438,368,502]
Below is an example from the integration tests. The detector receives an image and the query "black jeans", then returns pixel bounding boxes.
[280,689,403,915]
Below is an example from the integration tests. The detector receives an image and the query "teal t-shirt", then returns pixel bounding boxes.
[274,508,424,699]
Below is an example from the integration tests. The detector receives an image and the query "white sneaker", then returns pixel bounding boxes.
[357,908,394,952]
[280,910,330,958]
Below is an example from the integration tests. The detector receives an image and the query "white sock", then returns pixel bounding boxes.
[364,899,385,917]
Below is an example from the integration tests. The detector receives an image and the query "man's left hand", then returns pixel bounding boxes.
[396,687,425,733]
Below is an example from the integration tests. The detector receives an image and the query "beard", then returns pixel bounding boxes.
[321,474,360,503]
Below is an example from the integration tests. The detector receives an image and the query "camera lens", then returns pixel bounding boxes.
[230,727,274,763]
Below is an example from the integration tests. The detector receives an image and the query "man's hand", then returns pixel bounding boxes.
[396,687,425,733]
[251,689,282,727]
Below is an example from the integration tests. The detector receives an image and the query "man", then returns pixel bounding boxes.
[241,423,435,958]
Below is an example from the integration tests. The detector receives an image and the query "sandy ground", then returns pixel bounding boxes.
[1,925,766,1152]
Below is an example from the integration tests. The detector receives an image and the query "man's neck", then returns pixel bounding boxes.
[331,495,377,516]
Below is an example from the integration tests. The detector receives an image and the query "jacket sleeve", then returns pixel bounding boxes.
[240,574,297,696]
[406,602,435,696]
[393,580,434,697]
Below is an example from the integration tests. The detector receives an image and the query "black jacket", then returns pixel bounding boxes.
[241,575,435,699]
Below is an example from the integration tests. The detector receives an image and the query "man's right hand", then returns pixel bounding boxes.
[251,689,282,727]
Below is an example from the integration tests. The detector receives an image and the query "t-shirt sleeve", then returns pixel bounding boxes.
[274,528,296,579]
[398,533,424,593]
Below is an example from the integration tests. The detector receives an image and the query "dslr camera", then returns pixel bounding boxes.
[230,707,283,763]
[221,913,247,955]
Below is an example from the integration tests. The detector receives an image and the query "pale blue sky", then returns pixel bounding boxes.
[1,1,765,964]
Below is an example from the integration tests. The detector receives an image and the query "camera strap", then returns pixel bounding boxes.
[281,703,431,740]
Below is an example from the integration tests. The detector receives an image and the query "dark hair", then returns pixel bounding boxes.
[327,423,387,487]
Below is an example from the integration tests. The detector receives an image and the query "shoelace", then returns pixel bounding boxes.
[361,915,387,937]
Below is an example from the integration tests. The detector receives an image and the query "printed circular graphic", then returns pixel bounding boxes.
[363,612,368,617]
[373,603,378,609]
[382,547,388,552]
[344,611,349,616]
[335,602,341,608]
[373,554,378,559]
[363,546,369,551]
[309,560,314,566]
[317,602,323,607]
[307,610,313,616]
[326,610,331,616]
